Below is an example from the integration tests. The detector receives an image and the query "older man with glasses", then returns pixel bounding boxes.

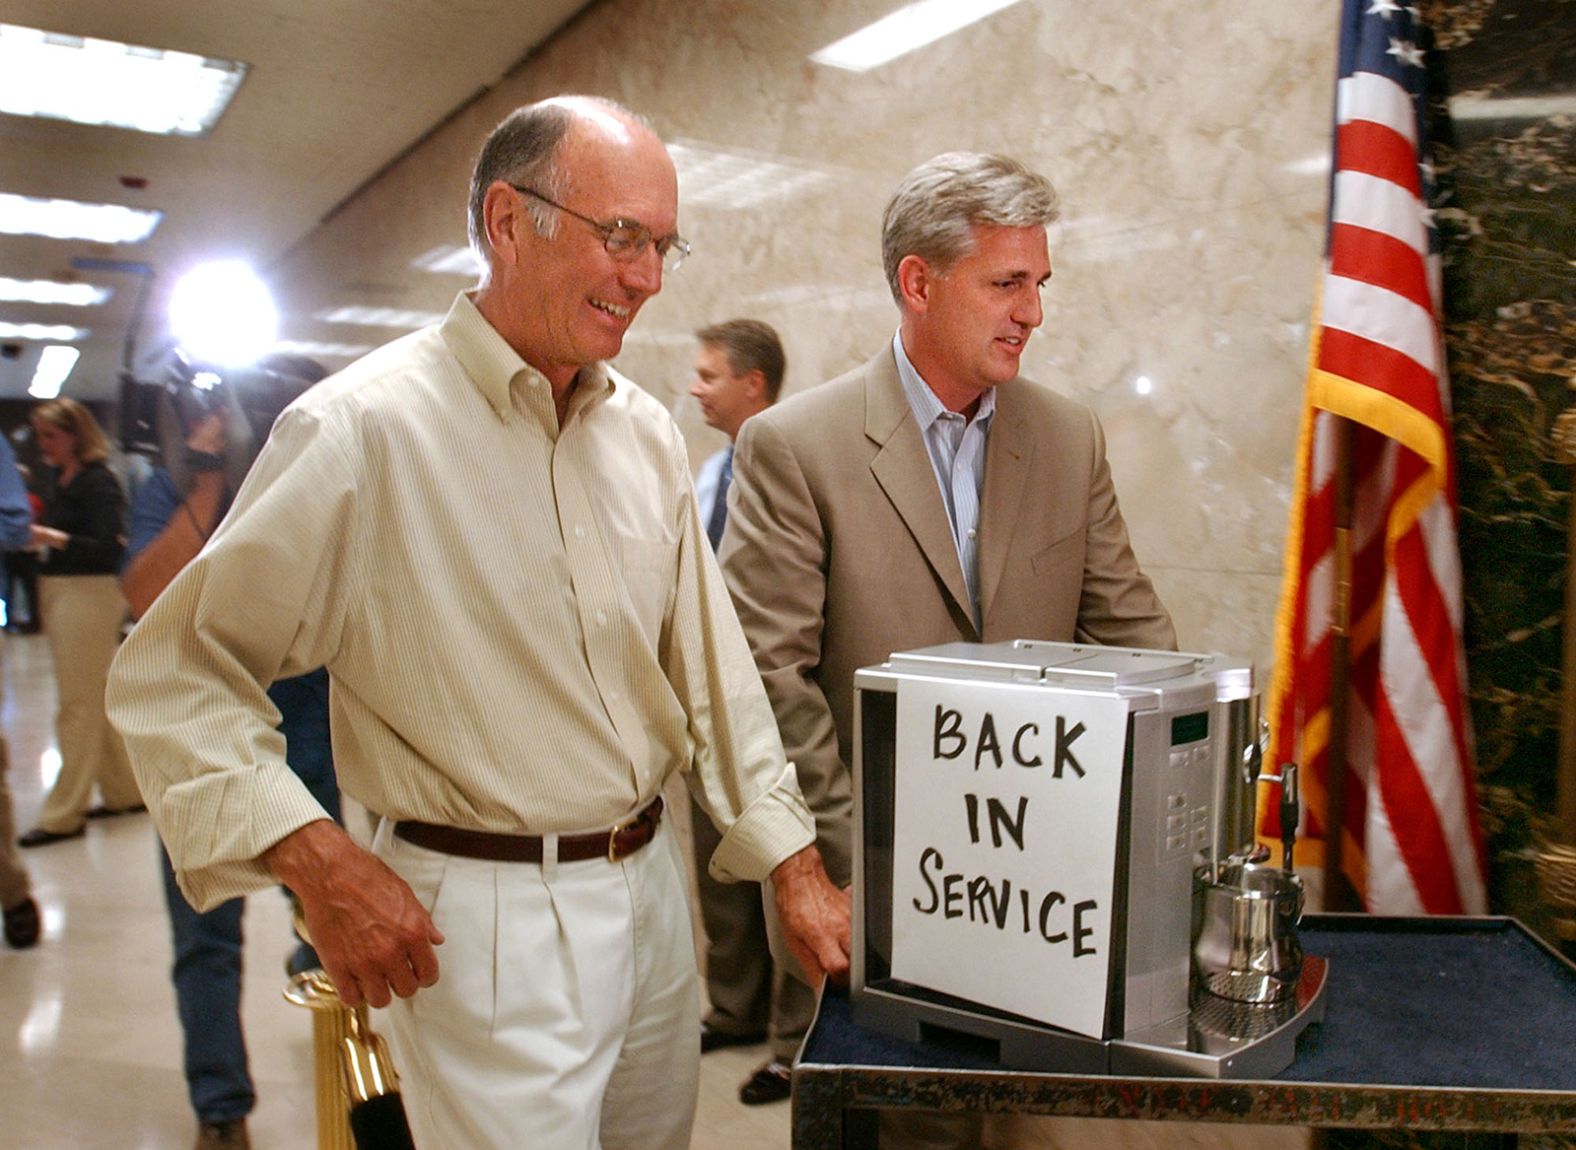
[109,95,849,1150]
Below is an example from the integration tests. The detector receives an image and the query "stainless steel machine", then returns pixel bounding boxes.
[850,639,1326,1078]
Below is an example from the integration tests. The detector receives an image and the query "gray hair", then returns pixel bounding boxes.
[466,95,653,261]
[880,152,1060,304]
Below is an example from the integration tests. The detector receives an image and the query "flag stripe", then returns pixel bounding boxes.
[1336,120,1423,197]
[1372,655,1468,912]
[1329,223,1433,313]
[1330,170,1430,257]
[1336,71,1417,143]
[1321,276,1438,373]
[1316,331,1445,433]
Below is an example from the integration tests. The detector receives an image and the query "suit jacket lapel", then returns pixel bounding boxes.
[863,350,975,630]
[978,381,1034,623]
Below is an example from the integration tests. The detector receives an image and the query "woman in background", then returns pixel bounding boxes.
[18,398,143,847]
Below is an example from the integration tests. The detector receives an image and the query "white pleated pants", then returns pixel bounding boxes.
[374,817,700,1150]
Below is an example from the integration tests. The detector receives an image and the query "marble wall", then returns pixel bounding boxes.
[268,0,1337,679]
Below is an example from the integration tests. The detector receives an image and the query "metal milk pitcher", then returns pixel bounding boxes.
[1192,858,1306,1004]
[1191,759,1306,1005]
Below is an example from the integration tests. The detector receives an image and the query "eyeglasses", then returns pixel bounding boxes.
[512,185,690,273]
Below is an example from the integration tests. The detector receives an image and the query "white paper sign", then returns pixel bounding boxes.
[890,677,1129,1038]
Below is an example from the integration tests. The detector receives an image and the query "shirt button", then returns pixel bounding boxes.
[967,528,978,540]
[574,525,586,539]
[596,610,608,626]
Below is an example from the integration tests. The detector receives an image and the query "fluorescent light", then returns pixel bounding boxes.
[0,321,87,341]
[0,276,111,306]
[28,344,78,398]
[272,339,372,359]
[811,0,1028,72]
[0,22,247,137]
[0,192,161,243]
[668,141,835,210]
[315,306,445,329]
[1283,152,1332,177]
[411,245,484,276]
[169,261,278,367]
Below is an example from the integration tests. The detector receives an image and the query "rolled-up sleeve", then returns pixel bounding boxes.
[106,406,361,910]
[660,423,814,883]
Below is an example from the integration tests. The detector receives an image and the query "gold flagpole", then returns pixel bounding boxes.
[1324,416,1363,911]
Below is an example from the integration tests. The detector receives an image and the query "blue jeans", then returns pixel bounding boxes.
[162,670,340,1123]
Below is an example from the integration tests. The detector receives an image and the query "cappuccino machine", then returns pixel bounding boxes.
[850,640,1325,1078]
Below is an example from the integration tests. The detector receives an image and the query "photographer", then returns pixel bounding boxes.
[122,355,339,1150]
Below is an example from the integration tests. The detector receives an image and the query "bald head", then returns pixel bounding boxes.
[467,95,665,267]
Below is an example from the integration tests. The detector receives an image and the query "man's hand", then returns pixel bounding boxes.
[769,844,852,989]
[29,524,68,551]
[264,820,444,1008]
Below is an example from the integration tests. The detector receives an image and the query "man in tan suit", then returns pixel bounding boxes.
[719,151,1175,1147]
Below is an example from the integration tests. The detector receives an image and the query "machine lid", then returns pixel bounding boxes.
[887,639,1211,689]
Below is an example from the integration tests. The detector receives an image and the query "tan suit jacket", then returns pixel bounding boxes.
[720,346,1176,884]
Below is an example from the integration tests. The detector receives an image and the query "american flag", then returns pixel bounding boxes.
[1264,0,1487,914]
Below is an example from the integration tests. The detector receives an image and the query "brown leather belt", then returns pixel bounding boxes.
[394,796,664,864]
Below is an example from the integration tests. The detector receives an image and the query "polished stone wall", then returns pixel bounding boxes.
[269,0,1337,681]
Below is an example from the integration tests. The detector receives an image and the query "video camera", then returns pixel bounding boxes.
[120,349,327,494]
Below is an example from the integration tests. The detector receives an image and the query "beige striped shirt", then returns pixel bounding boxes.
[108,293,813,912]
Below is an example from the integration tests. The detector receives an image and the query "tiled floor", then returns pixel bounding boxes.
[1,632,791,1150]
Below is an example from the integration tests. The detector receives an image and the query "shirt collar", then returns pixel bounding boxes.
[441,292,614,424]
[891,331,996,429]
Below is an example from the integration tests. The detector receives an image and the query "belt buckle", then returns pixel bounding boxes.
[607,809,644,862]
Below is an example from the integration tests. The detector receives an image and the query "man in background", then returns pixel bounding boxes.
[720,151,1176,1147]
[121,356,337,1150]
[687,319,806,1105]
[0,433,41,948]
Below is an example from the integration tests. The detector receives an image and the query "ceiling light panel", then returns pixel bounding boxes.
[28,345,79,399]
[0,277,112,306]
[0,320,88,341]
[668,142,834,210]
[411,245,484,276]
[0,192,161,243]
[811,0,1028,72]
[0,23,248,137]
[315,306,446,329]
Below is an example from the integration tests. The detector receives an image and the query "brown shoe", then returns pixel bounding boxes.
[3,896,39,948]
[739,1058,792,1105]
[17,826,84,848]
[700,1021,766,1053]
[194,1119,250,1150]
